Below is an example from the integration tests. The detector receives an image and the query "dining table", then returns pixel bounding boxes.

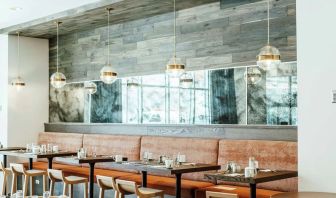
[0,147,26,167]
[110,160,221,198]
[205,169,298,198]
[0,149,76,169]
[56,155,128,198]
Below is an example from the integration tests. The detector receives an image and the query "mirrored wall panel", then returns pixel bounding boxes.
[49,62,297,125]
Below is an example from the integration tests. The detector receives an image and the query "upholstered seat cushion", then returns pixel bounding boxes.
[140,136,219,181]
[119,173,214,198]
[217,140,298,192]
[32,162,135,182]
[195,185,283,198]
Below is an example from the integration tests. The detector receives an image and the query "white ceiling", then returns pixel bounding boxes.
[0,0,101,29]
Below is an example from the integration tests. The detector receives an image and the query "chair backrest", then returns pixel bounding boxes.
[48,169,65,181]
[115,179,138,195]
[10,163,25,175]
[96,175,117,190]
[206,191,239,198]
[0,161,5,171]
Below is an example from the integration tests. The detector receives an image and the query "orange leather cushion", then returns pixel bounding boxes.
[82,134,141,172]
[37,132,83,165]
[32,162,135,182]
[140,136,219,181]
[195,185,283,198]
[217,140,297,192]
[119,173,214,198]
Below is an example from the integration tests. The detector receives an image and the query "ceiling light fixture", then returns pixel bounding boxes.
[100,8,118,84]
[84,81,97,94]
[179,72,193,88]
[166,0,185,78]
[257,0,281,70]
[244,67,262,85]
[127,77,140,89]
[11,32,26,91]
[50,21,67,89]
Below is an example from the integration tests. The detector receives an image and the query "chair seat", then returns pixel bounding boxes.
[26,169,46,176]
[119,174,214,198]
[195,185,284,198]
[139,187,164,195]
[65,176,88,184]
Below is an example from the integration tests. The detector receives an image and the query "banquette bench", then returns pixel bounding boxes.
[31,132,297,198]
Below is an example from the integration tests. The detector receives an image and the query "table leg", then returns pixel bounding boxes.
[3,155,7,168]
[47,157,53,169]
[89,162,95,198]
[28,158,33,170]
[141,171,147,187]
[249,183,257,198]
[175,173,182,198]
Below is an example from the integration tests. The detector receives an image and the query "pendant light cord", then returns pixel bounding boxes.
[17,32,20,77]
[56,22,59,73]
[173,0,176,64]
[107,9,110,65]
[267,0,270,44]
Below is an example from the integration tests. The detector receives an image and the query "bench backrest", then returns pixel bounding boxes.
[217,140,298,192]
[140,136,219,181]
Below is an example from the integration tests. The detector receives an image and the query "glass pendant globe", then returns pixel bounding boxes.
[84,81,97,94]
[257,44,281,70]
[127,77,140,89]
[100,64,117,84]
[11,76,26,91]
[50,72,66,89]
[179,72,193,88]
[244,67,262,85]
[166,57,185,78]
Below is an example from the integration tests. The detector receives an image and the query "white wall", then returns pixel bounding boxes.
[0,35,9,146]
[297,0,336,193]
[6,36,49,146]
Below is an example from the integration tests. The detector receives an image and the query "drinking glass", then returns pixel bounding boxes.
[16,190,23,198]
[47,144,53,153]
[26,144,31,152]
[43,191,50,198]
[92,146,97,157]
[41,144,47,153]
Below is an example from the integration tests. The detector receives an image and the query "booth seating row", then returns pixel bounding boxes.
[31,132,297,198]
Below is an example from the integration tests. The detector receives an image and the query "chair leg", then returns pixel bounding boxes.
[11,173,17,195]
[1,172,7,196]
[50,180,55,196]
[114,191,119,198]
[62,183,68,196]
[69,184,73,198]
[29,176,34,196]
[23,176,29,196]
[42,175,46,192]
[84,182,88,198]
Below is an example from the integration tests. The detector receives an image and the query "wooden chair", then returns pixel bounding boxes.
[48,169,88,198]
[10,163,47,196]
[96,175,119,198]
[206,191,239,198]
[0,162,11,195]
[115,179,164,198]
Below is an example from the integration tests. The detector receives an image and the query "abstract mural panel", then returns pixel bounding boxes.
[49,83,85,122]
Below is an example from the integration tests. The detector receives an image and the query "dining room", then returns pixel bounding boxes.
[0,0,335,198]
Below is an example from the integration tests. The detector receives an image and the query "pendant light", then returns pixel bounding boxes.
[84,81,97,94]
[11,32,26,90]
[244,67,262,85]
[50,22,66,89]
[257,0,281,70]
[179,72,193,88]
[100,8,118,84]
[166,0,185,78]
[127,77,140,89]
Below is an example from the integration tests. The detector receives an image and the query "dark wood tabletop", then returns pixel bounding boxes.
[205,169,298,184]
[56,155,128,164]
[0,150,77,159]
[111,160,221,175]
[0,147,25,151]
[272,192,336,198]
